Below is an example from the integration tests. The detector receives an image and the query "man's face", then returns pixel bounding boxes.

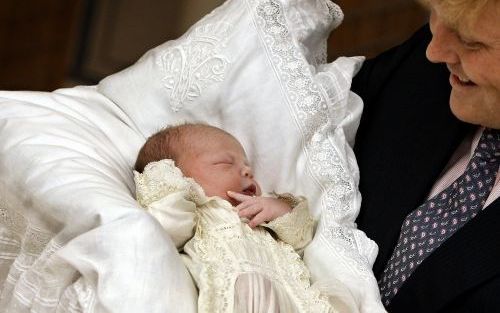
[177,132,261,205]
[425,0,500,129]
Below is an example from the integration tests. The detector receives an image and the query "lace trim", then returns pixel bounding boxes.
[321,227,374,280]
[189,217,334,313]
[288,0,344,67]
[0,193,95,312]
[0,207,54,257]
[250,0,370,277]
[156,22,233,112]
[264,195,314,251]
[325,0,344,30]
[134,159,206,207]
[274,192,301,208]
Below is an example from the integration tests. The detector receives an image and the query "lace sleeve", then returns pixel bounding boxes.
[262,193,315,252]
[134,159,204,250]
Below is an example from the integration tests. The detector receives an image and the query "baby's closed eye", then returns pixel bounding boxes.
[214,161,233,166]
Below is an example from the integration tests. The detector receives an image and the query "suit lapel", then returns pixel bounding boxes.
[353,24,500,313]
[362,106,469,276]
[389,198,500,312]
[353,25,472,276]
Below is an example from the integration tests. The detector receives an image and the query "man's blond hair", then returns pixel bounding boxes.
[419,0,494,27]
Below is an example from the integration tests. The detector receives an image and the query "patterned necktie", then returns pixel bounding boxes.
[379,128,500,306]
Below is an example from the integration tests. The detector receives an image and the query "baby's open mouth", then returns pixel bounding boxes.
[242,184,257,197]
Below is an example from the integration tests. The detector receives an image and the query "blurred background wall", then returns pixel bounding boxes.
[0,0,428,91]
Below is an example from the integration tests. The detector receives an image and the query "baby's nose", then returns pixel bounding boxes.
[242,166,253,178]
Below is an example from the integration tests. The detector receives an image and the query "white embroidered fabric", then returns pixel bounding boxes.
[136,159,336,313]
[0,0,385,312]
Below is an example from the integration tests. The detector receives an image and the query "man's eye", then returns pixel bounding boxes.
[464,42,482,50]
[459,37,483,50]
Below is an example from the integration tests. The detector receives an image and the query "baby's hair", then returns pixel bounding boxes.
[134,123,231,172]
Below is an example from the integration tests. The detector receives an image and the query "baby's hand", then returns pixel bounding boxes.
[227,191,292,228]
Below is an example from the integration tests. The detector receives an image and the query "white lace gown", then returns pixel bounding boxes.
[134,159,338,313]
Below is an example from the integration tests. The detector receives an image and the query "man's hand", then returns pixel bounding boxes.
[227,191,292,228]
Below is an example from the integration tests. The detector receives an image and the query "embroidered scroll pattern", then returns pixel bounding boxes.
[157,23,232,112]
[250,0,371,278]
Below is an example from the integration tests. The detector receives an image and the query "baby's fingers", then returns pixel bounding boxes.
[227,191,253,202]
[239,205,263,219]
[248,211,271,228]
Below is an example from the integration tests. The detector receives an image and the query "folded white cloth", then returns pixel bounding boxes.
[0,87,197,312]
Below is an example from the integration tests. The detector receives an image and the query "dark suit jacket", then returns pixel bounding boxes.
[352,25,500,313]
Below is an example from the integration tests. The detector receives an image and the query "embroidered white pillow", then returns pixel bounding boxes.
[98,0,360,217]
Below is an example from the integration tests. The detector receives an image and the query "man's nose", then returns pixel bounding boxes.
[426,14,460,65]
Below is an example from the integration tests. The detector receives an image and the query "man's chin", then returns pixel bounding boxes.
[450,98,500,129]
[449,96,479,125]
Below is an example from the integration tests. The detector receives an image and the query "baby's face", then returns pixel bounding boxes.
[176,132,261,205]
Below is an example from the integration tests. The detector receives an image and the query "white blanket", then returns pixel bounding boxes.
[0,87,197,312]
[0,0,385,312]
